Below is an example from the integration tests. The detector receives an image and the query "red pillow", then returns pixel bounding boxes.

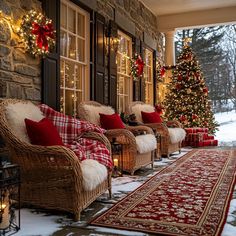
[141,111,162,123]
[99,113,125,130]
[25,117,64,146]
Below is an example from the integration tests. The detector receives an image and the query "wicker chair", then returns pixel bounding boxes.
[0,99,112,221]
[128,101,186,157]
[78,101,156,175]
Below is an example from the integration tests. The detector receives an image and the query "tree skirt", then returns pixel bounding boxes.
[90,149,236,236]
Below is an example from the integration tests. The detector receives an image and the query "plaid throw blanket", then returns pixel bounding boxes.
[39,104,113,170]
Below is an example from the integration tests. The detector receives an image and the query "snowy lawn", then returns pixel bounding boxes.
[215,109,236,146]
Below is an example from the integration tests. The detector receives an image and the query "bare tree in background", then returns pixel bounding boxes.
[224,25,236,111]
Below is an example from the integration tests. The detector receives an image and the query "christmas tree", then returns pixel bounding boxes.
[163,39,218,134]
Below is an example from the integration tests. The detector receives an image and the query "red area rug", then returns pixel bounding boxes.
[91,149,236,236]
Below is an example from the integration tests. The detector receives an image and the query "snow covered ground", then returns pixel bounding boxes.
[215,109,236,146]
[11,110,236,236]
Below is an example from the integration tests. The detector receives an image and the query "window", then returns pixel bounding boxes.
[60,0,90,116]
[144,48,154,105]
[117,31,132,113]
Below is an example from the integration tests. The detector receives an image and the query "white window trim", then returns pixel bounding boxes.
[117,30,133,112]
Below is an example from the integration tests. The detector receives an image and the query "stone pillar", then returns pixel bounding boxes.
[164,31,175,66]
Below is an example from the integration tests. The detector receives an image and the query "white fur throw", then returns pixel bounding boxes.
[135,134,157,154]
[131,104,155,123]
[5,102,45,143]
[80,159,107,191]
[168,128,186,144]
[83,104,114,126]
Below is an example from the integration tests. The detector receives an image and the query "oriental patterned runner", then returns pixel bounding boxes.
[91,149,236,236]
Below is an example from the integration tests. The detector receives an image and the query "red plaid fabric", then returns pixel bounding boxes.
[39,104,113,170]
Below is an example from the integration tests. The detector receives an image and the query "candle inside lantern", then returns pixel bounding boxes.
[0,203,9,230]
[113,158,119,167]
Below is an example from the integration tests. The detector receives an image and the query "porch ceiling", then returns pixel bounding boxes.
[141,0,236,31]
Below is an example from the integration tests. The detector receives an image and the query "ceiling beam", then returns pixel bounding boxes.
[157,6,236,32]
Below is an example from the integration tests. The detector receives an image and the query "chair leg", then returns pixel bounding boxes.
[179,149,181,154]
[74,211,81,221]
[108,187,112,199]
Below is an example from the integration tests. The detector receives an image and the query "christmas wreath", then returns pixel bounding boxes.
[130,54,144,81]
[20,10,56,57]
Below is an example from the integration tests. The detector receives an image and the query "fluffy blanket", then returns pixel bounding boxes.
[39,104,113,170]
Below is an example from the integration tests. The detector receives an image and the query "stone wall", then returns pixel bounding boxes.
[0,0,42,159]
[0,0,42,102]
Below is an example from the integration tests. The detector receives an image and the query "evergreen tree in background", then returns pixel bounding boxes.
[163,40,219,134]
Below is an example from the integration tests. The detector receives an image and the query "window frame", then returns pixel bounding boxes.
[60,0,90,116]
[143,47,154,105]
[116,30,133,113]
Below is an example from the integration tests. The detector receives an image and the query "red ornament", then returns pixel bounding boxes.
[155,104,164,115]
[176,84,181,90]
[203,87,208,94]
[32,21,55,51]
[177,75,182,81]
[192,114,198,120]
[160,67,166,77]
[135,55,144,76]
[180,115,187,122]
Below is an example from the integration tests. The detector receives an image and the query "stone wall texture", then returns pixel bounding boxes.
[0,0,41,102]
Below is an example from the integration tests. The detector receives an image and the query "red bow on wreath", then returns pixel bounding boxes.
[135,56,144,76]
[32,21,54,51]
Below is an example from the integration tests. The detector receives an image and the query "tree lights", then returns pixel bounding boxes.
[163,40,218,134]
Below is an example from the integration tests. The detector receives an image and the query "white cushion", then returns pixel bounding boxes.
[168,128,186,144]
[5,102,44,143]
[80,159,107,191]
[131,104,155,123]
[135,134,157,154]
[83,104,114,126]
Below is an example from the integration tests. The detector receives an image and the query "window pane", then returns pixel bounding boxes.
[77,13,85,37]
[75,64,82,89]
[60,60,65,88]
[68,34,76,59]
[65,62,75,88]
[68,7,76,33]
[60,31,67,57]
[61,3,67,29]
[77,38,85,62]
[60,89,65,113]
[118,77,124,94]
[65,90,74,115]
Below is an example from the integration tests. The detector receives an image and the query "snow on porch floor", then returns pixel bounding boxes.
[14,147,236,236]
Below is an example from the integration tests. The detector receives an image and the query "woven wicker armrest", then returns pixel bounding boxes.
[143,123,169,137]
[13,142,81,169]
[126,125,154,135]
[166,120,182,128]
[105,129,137,151]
